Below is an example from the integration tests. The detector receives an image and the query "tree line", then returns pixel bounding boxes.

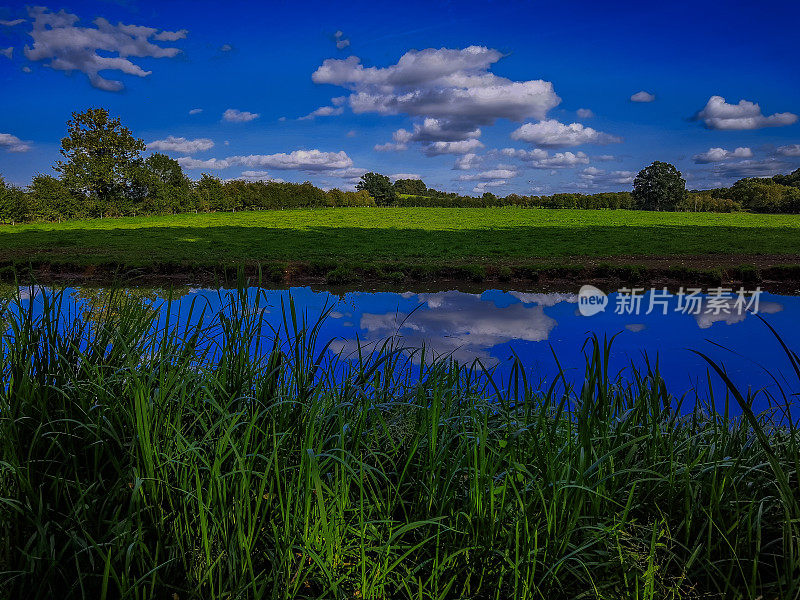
[1,108,799,224]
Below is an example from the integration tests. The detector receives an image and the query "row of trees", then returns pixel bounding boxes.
[1,107,799,224]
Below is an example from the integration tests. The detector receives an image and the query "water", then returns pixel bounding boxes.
[12,284,800,412]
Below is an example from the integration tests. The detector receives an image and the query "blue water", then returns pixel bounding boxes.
[12,285,800,414]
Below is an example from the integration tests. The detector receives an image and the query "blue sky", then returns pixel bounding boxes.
[1,0,799,194]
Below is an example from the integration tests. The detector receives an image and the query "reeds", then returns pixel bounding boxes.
[1,285,798,599]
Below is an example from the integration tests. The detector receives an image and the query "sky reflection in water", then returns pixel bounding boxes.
[14,285,800,414]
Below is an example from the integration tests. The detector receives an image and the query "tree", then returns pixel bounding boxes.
[356,172,397,206]
[55,108,146,216]
[393,178,427,196]
[130,153,192,214]
[632,161,686,211]
[0,176,31,224]
[773,168,800,189]
[29,174,80,221]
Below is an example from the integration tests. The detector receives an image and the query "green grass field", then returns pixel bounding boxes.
[1,208,799,280]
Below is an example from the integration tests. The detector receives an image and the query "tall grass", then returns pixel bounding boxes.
[0,286,798,599]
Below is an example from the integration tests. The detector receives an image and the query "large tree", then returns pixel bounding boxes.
[632,161,687,211]
[356,172,397,206]
[55,108,145,216]
[393,177,427,196]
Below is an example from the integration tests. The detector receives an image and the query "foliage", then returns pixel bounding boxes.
[1,287,799,599]
[0,176,30,224]
[633,161,687,211]
[730,178,800,213]
[29,174,81,221]
[55,108,146,216]
[357,172,397,206]
[393,177,427,196]
[773,167,800,189]
[679,192,742,213]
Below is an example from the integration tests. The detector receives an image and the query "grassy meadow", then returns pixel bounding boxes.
[1,287,799,599]
[1,208,799,278]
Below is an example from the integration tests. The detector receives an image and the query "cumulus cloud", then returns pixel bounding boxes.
[422,139,484,156]
[388,173,421,181]
[1,47,12,59]
[0,133,31,152]
[219,43,232,52]
[189,108,202,115]
[222,108,260,122]
[630,91,655,103]
[239,170,285,182]
[692,146,753,164]
[312,46,560,129]
[376,118,483,153]
[153,29,187,42]
[459,168,519,181]
[0,19,25,27]
[511,119,622,148]
[299,104,345,120]
[473,180,508,193]
[453,152,482,170]
[22,6,186,92]
[500,147,589,169]
[696,157,790,180]
[576,108,594,118]
[148,136,214,154]
[694,96,798,130]
[577,166,635,189]
[334,30,350,50]
[177,149,353,172]
[777,144,800,157]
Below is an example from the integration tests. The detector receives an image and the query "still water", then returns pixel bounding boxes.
[14,285,800,412]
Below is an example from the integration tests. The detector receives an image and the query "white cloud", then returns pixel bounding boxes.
[222,108,260,122]
[220,43,232,52]
[312,46,560,128]
[189,108,203,115]
[379,117,484,155]
[148,136,214,154]
[374,141,406,152]
[0,133,31,152]
[692,146,753,164]
[0,19,25,27]
[577,167,635,189]
[777,144,800,157]
[422,139,484,156]
[499,147,588,168]
[389,173,421,181]
[695,95,798,130]
[511,119,622,148]
[177,149,353,172]
[23,7,186,92]
[334,30,350,50]
[299,105,344,120]
[459,168,518,181]
[630,91,655,103]
[152,29,187,42]
[453,152,482,170]
[239,170,285,182]
[695,157,790,181]
[1,47,12,59]
[473,180,507,193]
[576,108,594,118]
[532,151,590,168]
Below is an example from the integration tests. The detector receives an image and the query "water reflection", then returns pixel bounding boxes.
[7,284,800,407]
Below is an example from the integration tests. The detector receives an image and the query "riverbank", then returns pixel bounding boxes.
[2,208,799,289]
[2,287,799,599]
